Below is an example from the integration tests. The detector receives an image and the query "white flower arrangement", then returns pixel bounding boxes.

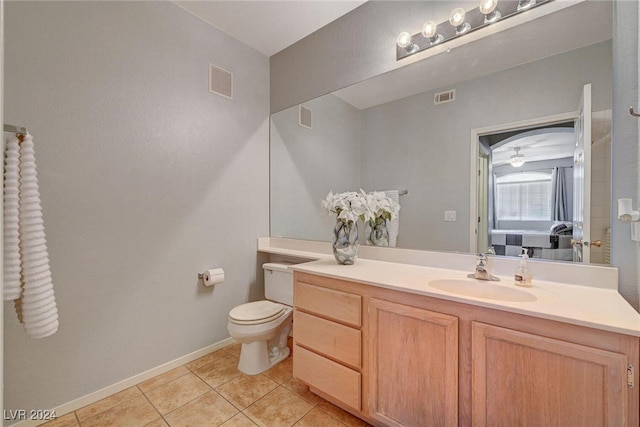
[322,190,372,224]
[364,191,400,222]
[322,189,400,224]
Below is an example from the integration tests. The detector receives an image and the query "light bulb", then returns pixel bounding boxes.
[479,0,498,14]
[449,8,471,34]
[479,0,501,23]
[421,21,443,45]
[449,8,466,27]
[510,156,525,167]
[620,213,633,222]
[509,147,526,167]
[396,32,413,49]
[421,21,437,38]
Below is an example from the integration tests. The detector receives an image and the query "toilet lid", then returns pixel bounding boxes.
[229,300,285,325]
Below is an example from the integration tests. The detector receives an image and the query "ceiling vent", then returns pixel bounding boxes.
[434,89,455,105]
[299,105,312,129]
[209,64,233,100]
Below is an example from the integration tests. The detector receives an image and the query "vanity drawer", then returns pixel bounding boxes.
[294,281,361,327]
[293,344,361,410]
[294,310,361,369]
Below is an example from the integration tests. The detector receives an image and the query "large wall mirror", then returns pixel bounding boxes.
[270,0,613,264]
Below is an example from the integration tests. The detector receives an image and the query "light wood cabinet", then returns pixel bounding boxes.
[292,271,639,427]
[293,277,363,412]
[368,298,458,427]
[472,322,629,427]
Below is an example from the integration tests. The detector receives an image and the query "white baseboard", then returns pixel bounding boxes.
[9,337,236,427]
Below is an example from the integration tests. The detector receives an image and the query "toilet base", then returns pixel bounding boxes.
[237,340,291,375]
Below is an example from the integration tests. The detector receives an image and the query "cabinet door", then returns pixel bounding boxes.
[472,322,628,427]
[368,298,458,427]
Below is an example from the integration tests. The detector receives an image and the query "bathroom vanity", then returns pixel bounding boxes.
[272,251,640,427]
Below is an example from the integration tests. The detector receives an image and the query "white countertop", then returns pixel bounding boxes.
[291,258,640,337]
[259,237,639,337]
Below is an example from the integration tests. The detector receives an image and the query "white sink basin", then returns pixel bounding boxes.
[427,278,537,302]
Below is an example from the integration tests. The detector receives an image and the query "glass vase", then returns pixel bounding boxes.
[366,216,389,247]
[332,220,359,265]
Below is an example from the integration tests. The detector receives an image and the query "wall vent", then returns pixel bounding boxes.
[434,89,455,105]
[299,105,312,129]
[209,64,233,100]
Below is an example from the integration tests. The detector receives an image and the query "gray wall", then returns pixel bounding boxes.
[5,1,269,413]
[611,0,639,309]
[271,94,362,241]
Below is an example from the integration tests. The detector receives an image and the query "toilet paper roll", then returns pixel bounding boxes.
[202,268,224,286]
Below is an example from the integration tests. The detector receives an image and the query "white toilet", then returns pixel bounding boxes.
[227,262,294,375]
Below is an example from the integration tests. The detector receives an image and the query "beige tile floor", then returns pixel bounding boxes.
[41,340,371,427]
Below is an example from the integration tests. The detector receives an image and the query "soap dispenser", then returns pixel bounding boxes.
[514,248,532,287]
[485,246,496,278]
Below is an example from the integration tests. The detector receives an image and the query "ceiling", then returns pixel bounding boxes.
[492,128,575,166]
[173,1,367,57]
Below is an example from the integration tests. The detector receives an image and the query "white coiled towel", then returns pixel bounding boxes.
[384,190,400,248]
[4,136,22,300]
[3,133,58,338]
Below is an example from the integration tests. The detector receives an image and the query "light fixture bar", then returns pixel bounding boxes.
[396,0,552,61]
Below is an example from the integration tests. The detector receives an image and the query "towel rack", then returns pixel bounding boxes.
[4,124,28,134]
[399,190,408,196]
[4,124,28,143]
[631,106,640,118]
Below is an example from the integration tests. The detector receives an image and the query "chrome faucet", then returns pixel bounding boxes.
[468,253,500,281]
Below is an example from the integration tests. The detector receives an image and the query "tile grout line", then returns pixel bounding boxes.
[158,346,249,425]
[137,385,169,426]
[144,377,218,422]
[75,387,145,426]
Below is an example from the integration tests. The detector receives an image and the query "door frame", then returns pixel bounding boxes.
[468,111,578,254]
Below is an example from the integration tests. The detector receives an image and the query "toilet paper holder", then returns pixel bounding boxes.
[198,269,221,279]
[198,268,225,286]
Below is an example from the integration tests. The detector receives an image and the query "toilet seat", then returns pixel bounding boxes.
[229,300,285,325]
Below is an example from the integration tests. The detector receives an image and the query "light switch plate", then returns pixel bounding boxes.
[444,211,456,222]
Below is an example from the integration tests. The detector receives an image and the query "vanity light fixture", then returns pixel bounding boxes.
[449,8,471,34]
[396,0,552,60]
[509,147,526,167]
[421,21,444,46]
[479,0,501,23]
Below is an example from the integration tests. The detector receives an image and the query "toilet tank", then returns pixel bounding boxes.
[263,262,295,306]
